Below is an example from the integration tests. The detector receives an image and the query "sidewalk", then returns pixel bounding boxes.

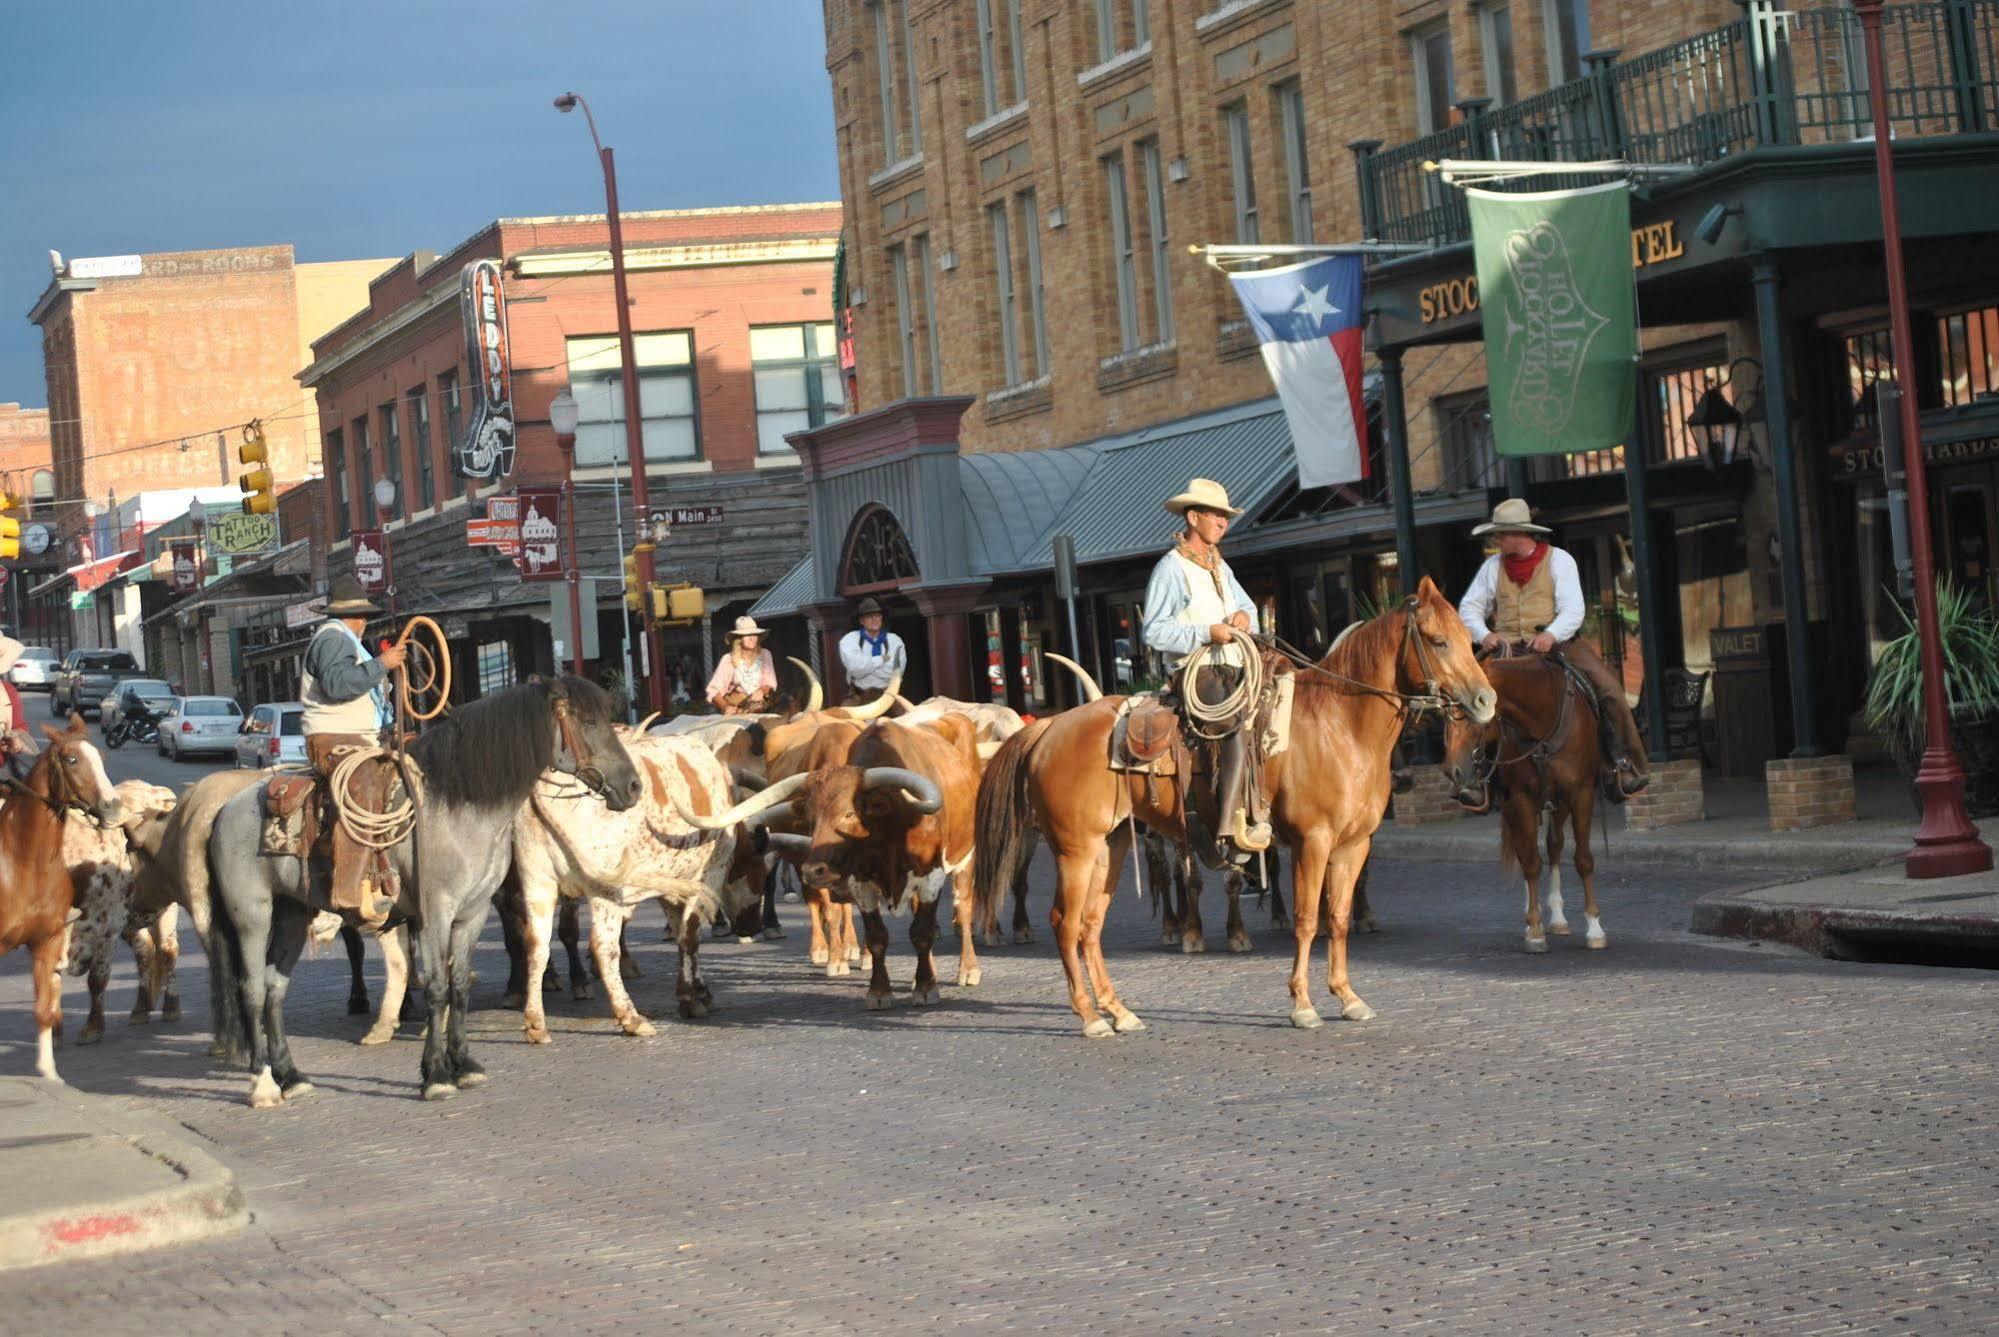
[1692,863,1999,962]
[0,1077,246,1272]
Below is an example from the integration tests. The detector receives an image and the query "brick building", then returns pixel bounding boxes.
[755,0,1999,813]
[26,245,391,652]
[297,204,844,709]
[0,402,58,645]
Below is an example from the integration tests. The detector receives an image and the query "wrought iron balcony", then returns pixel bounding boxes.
[1357,0,1999,248]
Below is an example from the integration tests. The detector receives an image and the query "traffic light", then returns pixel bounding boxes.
[650,583,704,625]
[237,422,275,515]
[0,490,20,561]
[622,553,642,611]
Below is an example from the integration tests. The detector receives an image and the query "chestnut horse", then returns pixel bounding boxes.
[0,717,126,1080]
[1442,653,1609,952]
[975,577,1494,1036]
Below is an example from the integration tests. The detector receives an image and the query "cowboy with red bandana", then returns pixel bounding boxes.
[1457,498,1649,800]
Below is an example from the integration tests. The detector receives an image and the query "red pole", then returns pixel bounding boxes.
[1854,0,1991,878]
[558,435,585,679]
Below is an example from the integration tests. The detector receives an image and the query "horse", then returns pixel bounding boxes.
[975,578,1494,1037]
[204,676,642,1106]
[0,717,126,1080]
[1441,652,1609,953]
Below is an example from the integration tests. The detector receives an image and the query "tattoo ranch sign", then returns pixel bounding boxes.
[208,511,279,555]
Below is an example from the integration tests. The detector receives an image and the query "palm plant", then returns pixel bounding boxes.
[1863,577,1999,816]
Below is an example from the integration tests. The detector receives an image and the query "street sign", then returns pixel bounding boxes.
[649,504,724,528]
[516,488,564,582]
[350,529,389,594]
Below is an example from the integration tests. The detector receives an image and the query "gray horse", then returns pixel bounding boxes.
[204,676,641,1106]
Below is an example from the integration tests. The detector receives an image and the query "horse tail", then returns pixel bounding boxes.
[974,718,1051,925]
[201,870,253,1067]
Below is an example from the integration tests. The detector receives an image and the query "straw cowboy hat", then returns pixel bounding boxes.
[725,615,768,641]
[323,574,383,618]
[1164,478,1243,517]
[0,637,22,677]
[1470,497,1551,538]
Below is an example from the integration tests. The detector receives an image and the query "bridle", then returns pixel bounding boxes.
[1,737,107,826]
[550,693,616,803]
[1267,597,1481,725]
[1460,655,1583,797]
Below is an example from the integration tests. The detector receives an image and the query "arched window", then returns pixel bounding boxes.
[838,504,919,593]
[29,470,53,515]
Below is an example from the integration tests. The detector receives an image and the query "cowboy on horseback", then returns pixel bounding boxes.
[300,574,406,926]
[1456,499,1649,800]
[1140,477,1273,868]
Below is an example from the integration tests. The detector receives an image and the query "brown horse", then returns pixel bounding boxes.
[975,577,1494,1036]
[0,717,126,1080]
[1441,653,1609,953]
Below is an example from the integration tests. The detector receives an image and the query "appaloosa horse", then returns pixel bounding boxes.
[976,578,1494,1036]
[1443,652,1610,953]
[0,717,125,1080]
[204,677,641,1106]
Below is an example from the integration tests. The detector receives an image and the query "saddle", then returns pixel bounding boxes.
[1109,695,1181,774]
[260,771,321,859]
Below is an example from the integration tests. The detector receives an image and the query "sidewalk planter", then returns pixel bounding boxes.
[1392,767,1468,826]
[1863,578,1999,819]
[1767,755,1858,832]
[1625,758,1705,830]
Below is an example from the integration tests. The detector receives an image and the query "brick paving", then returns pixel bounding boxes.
[2,850,1995,1334]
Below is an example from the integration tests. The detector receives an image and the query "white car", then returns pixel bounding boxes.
[8,646,58,691]
[99,678,174,729]
[234,702,307,769]
[158,695,244,760]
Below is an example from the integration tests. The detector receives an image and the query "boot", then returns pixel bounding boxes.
[1596,705,1649,803]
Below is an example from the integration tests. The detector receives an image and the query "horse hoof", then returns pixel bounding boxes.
[524,1026,551,1046]
[846,947,862,964]
[678,1000,711,1020]
[456,1071,489,1089]
[762,925,785,941]
[958,966,981,988]
[79,1025,103,1046]
[128,1008,152,1026]
[910,985,941,1006]
[1524,936,1549,953]
[1228,935,1254,954]
[621,1017,659,1038]
[281,1080,314,1101]
[1340,999,1376,1022]
[981,929,1000,948]
[360,1027,395,1046]
[1355,915,1379,935]
[1586,934,1608,950]
[161,999,181,1023]
[736,934,755,945]
[1547,921,1572,936]
[1159,931,1177,948]
[249,1072,283,1109]
[827,960,850,979]
[1012,930,1033,946]
[1181,937,1206,955]
[422,1082,457,1102]
[572,983,593,1002]
[499,991,525,1010]
[1112,1012,1146,1034]
[1289,1007,1324,1030]
[1082,1018,1115,1039]
[865,993,893,1011]
[809,947,830,966]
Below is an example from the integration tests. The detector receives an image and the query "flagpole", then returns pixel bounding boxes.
[1190,242,1429,272]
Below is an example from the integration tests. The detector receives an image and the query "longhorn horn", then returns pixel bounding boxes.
[785,656,824,714]
[892,693,917,714]
[729,766,768,792]
[842,672,903,723]
[634,711,661,734]
[670,769,813,832]
[859,765,942,814]
[762,830,813,857]
[1044,653,1103,702]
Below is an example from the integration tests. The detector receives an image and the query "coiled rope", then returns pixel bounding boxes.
[327,615,452,849]
[1176,626,1265,741]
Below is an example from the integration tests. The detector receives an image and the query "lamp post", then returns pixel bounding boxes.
[554,90,665,715]
[1853,0,1991,877]
[548,388,586,678]
[373,477,399,622]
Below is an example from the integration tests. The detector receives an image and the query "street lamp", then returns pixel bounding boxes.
[554,89,665,715]
[1684,357,1766,472]
[1852,0,1991,878]
[373,477,399,620]
[548,387,586,678]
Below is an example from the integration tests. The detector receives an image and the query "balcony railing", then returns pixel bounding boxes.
[1359,0,1999,247]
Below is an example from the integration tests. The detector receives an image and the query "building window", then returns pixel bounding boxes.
[888,238,942,396]
[915,234,942,392]
[1139,137,1173,342]
[1276,81,1313,244]
[871,0,920,164]
[989,202,1021,387]
[28,469,53,517]
[564,331,700,466]
[326,428,348,538]
[1544,0,1591,86]
[1093,0,1147,63]
[1412,24,1456,135]
[1223,102,1259,245]
[407,388,433,511]
[1105,151,1141,350]
[1480,3,1519,105]
[751,323,847,455]
[891,242,919,395]
[439,368,462,475]
[378,403,402,519]
[976,0,1028,115]
[1651,358,1729,466]
[476,640,514,696]
[1941,305,1999,408]
[1846,327,1896,427]
[351,415,372,529]
[1435,392,1498,491]
[1020,188,1051,378]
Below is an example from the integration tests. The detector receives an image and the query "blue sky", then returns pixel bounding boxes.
[0,0,839,401]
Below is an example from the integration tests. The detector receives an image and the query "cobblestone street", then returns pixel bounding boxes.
[3,851,1995,1334]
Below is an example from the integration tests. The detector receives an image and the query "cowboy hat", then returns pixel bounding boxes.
[725,615,768,640]
[0,637,22,676]
[1164,478,1243,517]
[855,596,885,617]
[323,574,382,618]
[1470,497,1551,537]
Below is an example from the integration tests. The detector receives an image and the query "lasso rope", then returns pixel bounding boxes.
[1177,626,1265,740]
[327,615,451,849]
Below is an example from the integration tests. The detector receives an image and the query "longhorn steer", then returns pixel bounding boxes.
[61,781,180,1043]
[759,718,863,975]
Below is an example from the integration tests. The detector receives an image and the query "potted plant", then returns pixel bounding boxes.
[1863,577,1999,818]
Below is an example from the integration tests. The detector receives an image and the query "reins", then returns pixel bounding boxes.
[1262,598,1472,725]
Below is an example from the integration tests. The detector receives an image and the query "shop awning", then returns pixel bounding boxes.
[29,550,137,599]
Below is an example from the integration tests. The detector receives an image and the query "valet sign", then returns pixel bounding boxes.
[454,259,517,481]
[350,529,389,594]
[516,488,564,583]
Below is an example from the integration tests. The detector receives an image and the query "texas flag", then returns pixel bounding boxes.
[1227,254,1368,486]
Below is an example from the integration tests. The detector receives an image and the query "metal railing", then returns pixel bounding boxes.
[1360,1,1997,247]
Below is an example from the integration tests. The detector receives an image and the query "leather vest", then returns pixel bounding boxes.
[1492,555,1557,640]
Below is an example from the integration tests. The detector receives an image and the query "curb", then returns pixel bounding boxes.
[1370,830,1905,877]
[0,1081,247,1272]
[1689,890,1999,959]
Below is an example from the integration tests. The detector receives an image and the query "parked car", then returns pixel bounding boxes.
[157,695,244,760]
[52,648,144,717]
[7,646,59,692]
[234,702,306,769]
[98,678,174,729]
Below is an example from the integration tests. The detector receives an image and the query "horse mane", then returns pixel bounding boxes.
[411,675,613,810]
[1307,605,1407,690]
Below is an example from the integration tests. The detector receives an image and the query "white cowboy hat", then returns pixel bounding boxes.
[1471,497,1551,537]
[725,616,768,640]
[1164,478,1243,518]
[0,637,21,676]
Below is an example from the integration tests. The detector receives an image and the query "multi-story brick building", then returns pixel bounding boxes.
[26,245,391,652]
[297,203,844,708]
[759,0,1999,804]
[0,402,58,646]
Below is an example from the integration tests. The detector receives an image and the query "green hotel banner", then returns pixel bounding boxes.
[1469,180,1637,457]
